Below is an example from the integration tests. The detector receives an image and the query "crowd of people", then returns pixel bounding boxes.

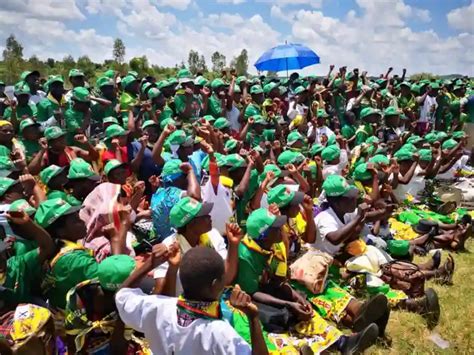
[0,64,473,354]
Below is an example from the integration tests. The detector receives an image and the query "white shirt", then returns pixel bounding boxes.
[227,104,241,133]
[436,155,469,180]
[287,101,307,120]
[393,165,426,201]
[419,95,437,123]
[311,207,358,256]
[116,289,251,355]
[307,123,335,145]
[29,90,46,104]
[322,149,348,179]
[153,228,228,296]
[201,180,233,235]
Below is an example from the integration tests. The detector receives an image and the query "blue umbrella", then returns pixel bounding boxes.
[254,43,320,76]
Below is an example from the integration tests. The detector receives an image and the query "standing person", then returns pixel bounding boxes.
[174,69,203,123]
[119,75,140,128]
[116,245,269,355]
[20,70,45,104]
[417,84,438,135]
[64,87,92,146]
[91,76,119,132]
[36,75,67,125]
[208,78,231,119]
[64,69,86,102]
[3,82,37,127]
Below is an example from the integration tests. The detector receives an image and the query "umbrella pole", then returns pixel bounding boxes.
[286,58,288,79]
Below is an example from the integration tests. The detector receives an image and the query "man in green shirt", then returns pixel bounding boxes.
[91,76,119,132]
[119,75,139,127]
[355,107,380,145]
[36,75,67,123]
[18,118,41,161]
[64,87,92,146]
[39,164,81,206]
[65,68,86,102]
[244,85,264,120]
[207,78,230,119]
[3,81,37,124]
[173,69,203,122]
[0,181,55,306]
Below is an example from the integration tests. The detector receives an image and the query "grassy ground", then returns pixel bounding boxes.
[367,239,474,354]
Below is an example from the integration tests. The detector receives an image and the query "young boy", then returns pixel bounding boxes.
[116,245,269,355]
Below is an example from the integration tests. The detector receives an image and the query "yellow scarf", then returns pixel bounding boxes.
[241,235,287,277]
[47,92,67,107]
[176,232,213,255]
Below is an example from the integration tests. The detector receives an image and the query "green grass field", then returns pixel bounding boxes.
[367,239,474,354]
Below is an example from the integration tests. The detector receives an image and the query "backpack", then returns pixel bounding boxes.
[380,260,425,298]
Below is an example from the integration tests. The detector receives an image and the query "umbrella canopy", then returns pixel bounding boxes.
[254,43,320,73]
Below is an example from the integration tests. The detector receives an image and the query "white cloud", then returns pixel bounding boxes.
[1,0,85,20]
[216,0,247,4]
[447,2,474,32]
[258,0,323,8]
[155,0,191,11]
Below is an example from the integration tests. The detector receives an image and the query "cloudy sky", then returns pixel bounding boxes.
[0,0,473,76]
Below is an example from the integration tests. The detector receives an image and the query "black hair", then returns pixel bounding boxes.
[179,246,224,300]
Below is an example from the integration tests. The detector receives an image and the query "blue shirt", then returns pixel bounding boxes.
[128,141,163,195]
[151,187,184,241]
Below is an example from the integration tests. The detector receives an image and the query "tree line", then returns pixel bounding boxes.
[0,35,249,85]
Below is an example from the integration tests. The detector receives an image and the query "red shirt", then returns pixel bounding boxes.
[102,145,132,176]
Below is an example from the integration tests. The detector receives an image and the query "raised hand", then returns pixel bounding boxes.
[230,284,259,318]
[226,223,243,246]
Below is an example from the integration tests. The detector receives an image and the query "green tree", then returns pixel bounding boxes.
[129,56,150,77]
[188,50,200,75]
[113,38,126,64]
[233,49,248,76]
[2,34,23,60]
[410,72,439,81]
[77,55,96,79]
[197,55,207,74]
[211,51,226,73]
[46,58,55,68]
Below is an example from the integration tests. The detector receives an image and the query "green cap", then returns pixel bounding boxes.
[202,115,216,123]
[9,199,36,216]
[0,156,14,175]
[105,124,128,140]
[14,81,30,96]
[47,190,81,206]
[211,78,225,89]
[400,81,411,88]
[387,239,410,257]
[425,131,438,144]
[366,136,379,144]
[322,175,358,198]
[67,158,99,180]
[394,148,413,161]
[287,131,304,146]
[419,149,432,162]
[250,85,263,95]
[267,184,304,208]
[69,69,85,78]
[177,69,193,83]
[309,144,324,157]
[214,117,230,130]
[71,87,90,102]
[201,153,225,171]
[452,131,466,140]
[40,165,65,186]
[224,138,239,152]
[147,87,161,100]
[104,159,126,176]
[401,143,417,152]
[103,69,115,78]
[258,164,282,184]
[157,80,171,89]
[294,86,307,95]
[263,82,279,94]
[20,70,39,81]
[369,154,390,165]
[223,154,246,171]
[353,163,372,181]
[246,208,287,239]
[34,198,80,228]
[98,255,136,291]
[277,150,305,167]
[141,120,159,130]
[442,138,458,150]
[233,84,241,94]
[321,145,341,162]
[406,135,423,145]
[0,177,17,197]
[160,118,176,130]
[384,106,399,117]
[121,75,137,89]
[19,118,40,133]
[360,107,381,120]
[47,75,64,85]
[127,71,139,78]
[166,130,188,146]
[317,109,329,118]
[194,76,209,87]
[436,131,448,142]
[169,197,214,228]
[103,116,119,125]
[236,76,247,85]
[161,159,183,178]
[96,76,114,88]
[44,126,66,141]
[253,114,268,126]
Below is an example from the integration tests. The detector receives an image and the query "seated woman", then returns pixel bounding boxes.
[413,217,472,252]
[235,207,379,354]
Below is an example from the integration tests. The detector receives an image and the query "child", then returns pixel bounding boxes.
[116,245,269,355]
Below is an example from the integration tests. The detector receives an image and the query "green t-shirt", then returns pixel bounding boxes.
[236,170,259,226]
[208,94,223,118]
[36,96,67,122]
[334,94,346,121]
[244,103,261,120]
[235,243,280,295]
[341,125,356,140]
[174,94,202,121]
[245,129,275,147]
[3,103,37,121]
[91,97,119,124]
[64,108,85,146]
[3,249,42,305]
[355,124,373,145]
[20,139,40,161]
[44,248,98,309]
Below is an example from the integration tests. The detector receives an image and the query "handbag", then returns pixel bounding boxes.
[289,251,333,295]
[380,260,425,298]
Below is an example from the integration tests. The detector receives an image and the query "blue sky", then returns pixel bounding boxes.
[0,0,473,75]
